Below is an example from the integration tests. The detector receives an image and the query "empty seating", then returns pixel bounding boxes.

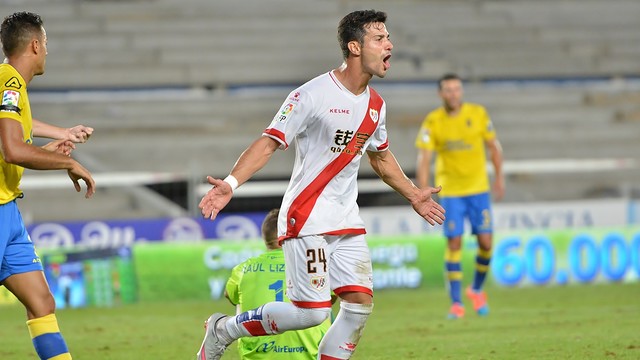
[2,0,637,221]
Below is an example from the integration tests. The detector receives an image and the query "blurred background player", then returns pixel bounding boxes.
[415,73,504,319]
[224,208,331,359]
[0,11,96,360]
[197,9,444,360]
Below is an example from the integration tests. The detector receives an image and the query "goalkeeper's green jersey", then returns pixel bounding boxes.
[226,249,330,360]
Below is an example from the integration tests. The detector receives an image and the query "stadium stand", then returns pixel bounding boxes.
[2,0,639,221]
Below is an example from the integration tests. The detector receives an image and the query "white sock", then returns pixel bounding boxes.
[225,302,330,339]
[318,302,373,359]
[213,317,234,345]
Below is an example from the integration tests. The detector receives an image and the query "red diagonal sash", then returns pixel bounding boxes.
[284,88,383,239]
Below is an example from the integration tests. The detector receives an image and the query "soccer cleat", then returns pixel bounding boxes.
[466,286,489,316]
[447,302,465,319]
[196,313,231,360]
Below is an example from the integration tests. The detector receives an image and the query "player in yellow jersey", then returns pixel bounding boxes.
[415,73,504,319]
[1,12,96,360]
[224,209,331,359]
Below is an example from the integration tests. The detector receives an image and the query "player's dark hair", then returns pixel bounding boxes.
[338,9,387,60]
[262,208,280,249]
[438,73,462,90]
[1,12,44,57]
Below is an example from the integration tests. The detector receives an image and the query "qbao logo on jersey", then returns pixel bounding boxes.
[330,129,370,155]
[369,108,379,123]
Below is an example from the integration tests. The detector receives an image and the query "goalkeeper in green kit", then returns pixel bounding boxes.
[224,209,331,359]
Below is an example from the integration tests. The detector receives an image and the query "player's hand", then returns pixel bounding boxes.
[411,185,445,225]
[199,176,233,220]
[67,162,96,198]
[66,125,94,143]
[42,139,76,156]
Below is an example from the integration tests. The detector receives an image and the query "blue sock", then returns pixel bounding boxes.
[445,249,463,304]
[27,314,71,360]
[472,248,492,291]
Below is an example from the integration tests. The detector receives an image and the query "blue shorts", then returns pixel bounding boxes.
[441,192,493,239]
[0,200,43,283]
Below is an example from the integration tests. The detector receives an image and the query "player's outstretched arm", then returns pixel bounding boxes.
[32,118,94,143]
[367,149,445,225]
[200,136,280,220]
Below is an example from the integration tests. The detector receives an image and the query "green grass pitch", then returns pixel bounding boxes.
[1,283,638,359]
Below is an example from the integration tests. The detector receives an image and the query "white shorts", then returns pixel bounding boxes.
[282,233,373,308]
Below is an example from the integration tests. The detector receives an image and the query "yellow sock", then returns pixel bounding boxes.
[27,314,72,360]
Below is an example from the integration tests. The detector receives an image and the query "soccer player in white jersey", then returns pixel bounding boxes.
[197,10,445,360]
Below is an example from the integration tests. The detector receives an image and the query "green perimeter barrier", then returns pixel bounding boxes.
[4,227,637,304]
[134,227,640,302]
[134,236,452,302]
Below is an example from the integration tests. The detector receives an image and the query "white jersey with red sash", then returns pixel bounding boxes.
[263,71,388,241]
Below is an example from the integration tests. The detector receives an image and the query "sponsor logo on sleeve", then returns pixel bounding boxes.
[1,90,21,114]
[276,103,295,123]
[288,91,301,102]
[420,128,430,143]
[5,77,22,89]
[2,90,20,106]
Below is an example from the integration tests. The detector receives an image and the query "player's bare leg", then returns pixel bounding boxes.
[3,271,72,359]
[3,271,53,318]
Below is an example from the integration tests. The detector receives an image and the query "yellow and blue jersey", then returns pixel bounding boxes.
[0,63,33,204]
[415,102,495,197]
[226,250,329,359]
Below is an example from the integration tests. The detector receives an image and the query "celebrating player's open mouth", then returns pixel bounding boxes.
[383,54,392,71]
